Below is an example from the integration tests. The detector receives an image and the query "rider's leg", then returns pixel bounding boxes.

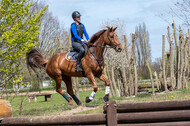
[72,41,85,72]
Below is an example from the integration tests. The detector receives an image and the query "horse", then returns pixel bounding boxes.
[26,26,122,106]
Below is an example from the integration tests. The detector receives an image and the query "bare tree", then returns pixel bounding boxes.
[28,1,69,89]
[135,22,151,79]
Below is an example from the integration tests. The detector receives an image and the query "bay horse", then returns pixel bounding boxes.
[26,26,122,106]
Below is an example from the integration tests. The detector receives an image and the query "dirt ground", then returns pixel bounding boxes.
[58,105,101,116]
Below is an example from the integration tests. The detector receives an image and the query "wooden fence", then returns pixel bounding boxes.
[1,100,190,125]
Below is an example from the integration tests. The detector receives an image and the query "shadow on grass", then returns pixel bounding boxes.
[84,98,104,107]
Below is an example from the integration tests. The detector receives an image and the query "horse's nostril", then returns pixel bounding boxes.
[118,48,122,52]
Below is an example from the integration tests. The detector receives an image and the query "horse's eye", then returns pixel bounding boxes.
[110,36,114,38]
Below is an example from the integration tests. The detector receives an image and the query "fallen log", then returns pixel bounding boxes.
[117,110,190,123]
[1,114,106,125]
[138,84,171,89]
[116,100,190,113]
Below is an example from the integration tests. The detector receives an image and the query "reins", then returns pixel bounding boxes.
[87,30,120,70]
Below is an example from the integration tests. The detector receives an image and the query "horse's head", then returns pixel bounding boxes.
[104,26,122,52]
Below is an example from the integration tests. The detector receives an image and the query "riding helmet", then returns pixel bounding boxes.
[72,11,81,19]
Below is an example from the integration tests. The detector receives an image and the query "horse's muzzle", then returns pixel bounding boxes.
[116,47,122,52]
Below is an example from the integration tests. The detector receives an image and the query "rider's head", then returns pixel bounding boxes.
[72,11,81,22]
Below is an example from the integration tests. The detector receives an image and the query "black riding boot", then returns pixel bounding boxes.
[75,60,83,72]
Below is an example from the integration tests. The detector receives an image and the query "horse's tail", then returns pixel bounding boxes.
[26,48,48,73]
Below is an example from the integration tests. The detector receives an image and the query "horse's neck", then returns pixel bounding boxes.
[90,37,105,61]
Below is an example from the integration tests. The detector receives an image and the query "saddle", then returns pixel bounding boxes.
[66,44,88,61]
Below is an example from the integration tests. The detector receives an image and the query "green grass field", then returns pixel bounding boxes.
[6,85,190,117]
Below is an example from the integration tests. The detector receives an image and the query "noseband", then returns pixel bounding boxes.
[107,30,121,49]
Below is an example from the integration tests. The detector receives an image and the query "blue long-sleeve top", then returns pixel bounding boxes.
[71,23,89,42]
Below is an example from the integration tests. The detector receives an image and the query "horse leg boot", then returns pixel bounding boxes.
[55,78,73,105]
[85,73,98,103]
[63,75,82,106]
[98,74,110,102]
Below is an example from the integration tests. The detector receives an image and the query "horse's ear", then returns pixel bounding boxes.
[106,26,111,31]
[113,27,117,32]
[110,27,113,31]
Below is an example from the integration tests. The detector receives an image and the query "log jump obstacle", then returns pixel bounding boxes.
[1,100,190,125]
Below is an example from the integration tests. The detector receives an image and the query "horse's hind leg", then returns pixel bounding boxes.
[62,75,82,106]
[98,74,110,102]
[55,77,73,105]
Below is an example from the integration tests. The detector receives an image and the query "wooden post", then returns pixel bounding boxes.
[106,101,117,126]
[144,34,155,95]
[162,35,168,91]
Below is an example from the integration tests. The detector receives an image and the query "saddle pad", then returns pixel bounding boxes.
[66,52,77,61]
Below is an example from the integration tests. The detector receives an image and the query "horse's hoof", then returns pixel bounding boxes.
[85,96,92,103]
[68,103,74,108]
[77,102,82,106]
[103,95,109,102]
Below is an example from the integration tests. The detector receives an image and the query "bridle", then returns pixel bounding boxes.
[88,30,121,49]
[106,30,121,49]
[87,30,121,71]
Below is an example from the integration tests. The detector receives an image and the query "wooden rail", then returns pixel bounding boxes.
[1,100,190,125]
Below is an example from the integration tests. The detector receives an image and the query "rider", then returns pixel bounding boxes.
[70,11,89,72]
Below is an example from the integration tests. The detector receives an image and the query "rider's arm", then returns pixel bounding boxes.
[83,24,89,41]
[71,24,82,41]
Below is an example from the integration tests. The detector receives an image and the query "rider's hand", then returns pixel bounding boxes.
[84,40,88,45]
[81,39,88,45]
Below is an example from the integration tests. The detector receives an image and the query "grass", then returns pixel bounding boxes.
[6,83,190,117]
[7,90,106,117]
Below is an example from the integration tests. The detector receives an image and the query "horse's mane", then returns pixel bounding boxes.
[88,29,107,44]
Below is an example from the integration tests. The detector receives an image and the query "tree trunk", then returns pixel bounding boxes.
[182,35,188,89]
[177,26,182,89]
[154,72,160,91]
[172,17,179,87]
[111,66,120,97]
[144,34,155,95]
[106,65,115,97]
[168,26,176,90]
[132,34,138,95]
[123,35,129,96]
[162,35,168,91]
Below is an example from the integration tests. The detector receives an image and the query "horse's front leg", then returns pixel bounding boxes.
[98,74,110,102]
[85,72,98,103]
